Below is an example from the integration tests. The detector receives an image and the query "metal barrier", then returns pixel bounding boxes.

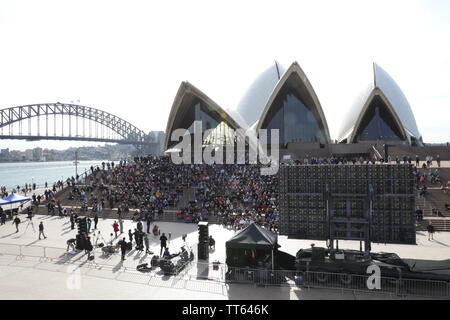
[300,271,449,299]
[302,271,398,295]
[399,278,450,298]
[225,267,296,287]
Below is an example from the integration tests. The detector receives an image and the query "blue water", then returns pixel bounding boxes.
[0,160,108,190]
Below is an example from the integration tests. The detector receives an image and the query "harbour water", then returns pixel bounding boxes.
[0,160,108,190]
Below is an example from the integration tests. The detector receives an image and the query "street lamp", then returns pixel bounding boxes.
[74,149,79,182]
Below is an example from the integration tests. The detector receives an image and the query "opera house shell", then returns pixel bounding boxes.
[338,63,422,146]
[164,61,422,154]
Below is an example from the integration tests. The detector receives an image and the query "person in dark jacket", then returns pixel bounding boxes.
[94,213,99,229]
[70,213,75,230]
[137,231,144,251]
[133,229,139,249]
[84,235,93,259]
[128,229,133,244]
[160,233,168,255]
[427,221,435,240]
[13,216,21,233]
[118,237,127,261]
[38,221,47,240]
[137,220,143,232]
[163,247,171,259]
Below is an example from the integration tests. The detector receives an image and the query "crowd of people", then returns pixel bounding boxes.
[1,151,448,250]
[73,157,279,232]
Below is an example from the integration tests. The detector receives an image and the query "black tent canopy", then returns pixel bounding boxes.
[226,222,279,250]
[226,223,279,268]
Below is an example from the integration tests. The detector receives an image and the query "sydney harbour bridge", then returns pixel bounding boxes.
[0,103,162,155]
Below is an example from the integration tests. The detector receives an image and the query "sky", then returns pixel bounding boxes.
[0,0,449,151]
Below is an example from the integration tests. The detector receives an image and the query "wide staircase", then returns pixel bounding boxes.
[177,187,196,209]
[415,168,450,231]
[34,180,200,222]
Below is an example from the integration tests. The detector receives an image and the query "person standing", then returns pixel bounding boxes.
[137,220,143,233]
[13,216,21,233]
[70,212,75,230]
[119,218,124,234]
[133,228,139,249]
[437,154,441,168]
[118,237,127,261]
[160,232,168,255]
[87,218,92,233]
[427,221,435,241]
[94,213,98,229]
[128,229,133,245]
[84,235,93,259]
[0,207,4,225]
[0,211,5,225]
[113,221,119,238]
[143,234,150,254]
[137,231,144,251]
[38,221,47,240]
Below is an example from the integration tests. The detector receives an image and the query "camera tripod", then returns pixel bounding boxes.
[24,218,36,233]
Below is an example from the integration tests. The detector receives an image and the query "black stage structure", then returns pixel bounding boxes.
[279,164,416,252]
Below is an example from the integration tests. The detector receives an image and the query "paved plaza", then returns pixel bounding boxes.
[0,214,449,300]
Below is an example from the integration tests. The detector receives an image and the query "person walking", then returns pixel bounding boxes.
[137,220,143,233]
[143,234,150,254]
[437,154,441,168]
[427,221,435,241]
[160,232,168,255]
[87,218,92,233]
[13,216,21,233]
[118,237,127,261]
[113,221,119,238]
[38,221,47,240]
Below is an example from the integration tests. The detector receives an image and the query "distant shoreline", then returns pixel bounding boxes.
[0,159,120,164]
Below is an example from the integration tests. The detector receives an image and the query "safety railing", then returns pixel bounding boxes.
[300,271,450,299]
[225,267,297,287]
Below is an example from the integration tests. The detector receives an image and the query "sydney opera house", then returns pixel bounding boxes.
[162,61,437,160]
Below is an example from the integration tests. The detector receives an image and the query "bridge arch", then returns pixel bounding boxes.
[0,103,147,145]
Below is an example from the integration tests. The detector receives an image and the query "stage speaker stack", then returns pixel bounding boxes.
[75,216,88,250]
[197,221,209,260]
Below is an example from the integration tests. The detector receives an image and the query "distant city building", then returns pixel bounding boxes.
[25,149,33,161]
[33,147,43,161]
